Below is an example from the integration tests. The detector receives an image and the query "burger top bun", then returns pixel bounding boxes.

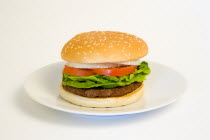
[61,31,148,63]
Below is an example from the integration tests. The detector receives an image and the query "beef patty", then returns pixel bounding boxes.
[62,82,142,98]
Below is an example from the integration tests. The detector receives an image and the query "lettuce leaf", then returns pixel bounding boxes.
[62,61,151,88]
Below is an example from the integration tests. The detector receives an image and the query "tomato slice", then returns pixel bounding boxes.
[63,65,137,76]
[92,65,137,76]
[63,65,96,76]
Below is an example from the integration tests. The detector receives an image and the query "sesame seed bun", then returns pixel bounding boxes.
[59,83,144,108]
[61,31,148,63]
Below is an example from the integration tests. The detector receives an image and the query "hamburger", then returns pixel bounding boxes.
[59,31,151,108]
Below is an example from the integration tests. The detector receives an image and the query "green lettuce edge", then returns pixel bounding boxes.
[62,61,151,89]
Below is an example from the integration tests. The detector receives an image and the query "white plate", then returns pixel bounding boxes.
[24,61,187,116]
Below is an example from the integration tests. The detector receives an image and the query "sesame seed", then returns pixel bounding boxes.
[124,53,130,58]
[101,31,105,35]
[64,46,69,52]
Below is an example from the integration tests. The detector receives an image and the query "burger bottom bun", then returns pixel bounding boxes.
[59,83,144,108]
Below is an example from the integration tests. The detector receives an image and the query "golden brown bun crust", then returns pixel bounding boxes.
[59,83,144,108]
[61,31,148,63]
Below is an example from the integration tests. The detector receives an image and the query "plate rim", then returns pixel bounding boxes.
[24,61,186,116]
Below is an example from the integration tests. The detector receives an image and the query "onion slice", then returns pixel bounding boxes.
[66,59,141,68]
[116,59,142,65]
[66,62,122,68]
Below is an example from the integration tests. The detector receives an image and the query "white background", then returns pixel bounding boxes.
[0,0,210,139]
